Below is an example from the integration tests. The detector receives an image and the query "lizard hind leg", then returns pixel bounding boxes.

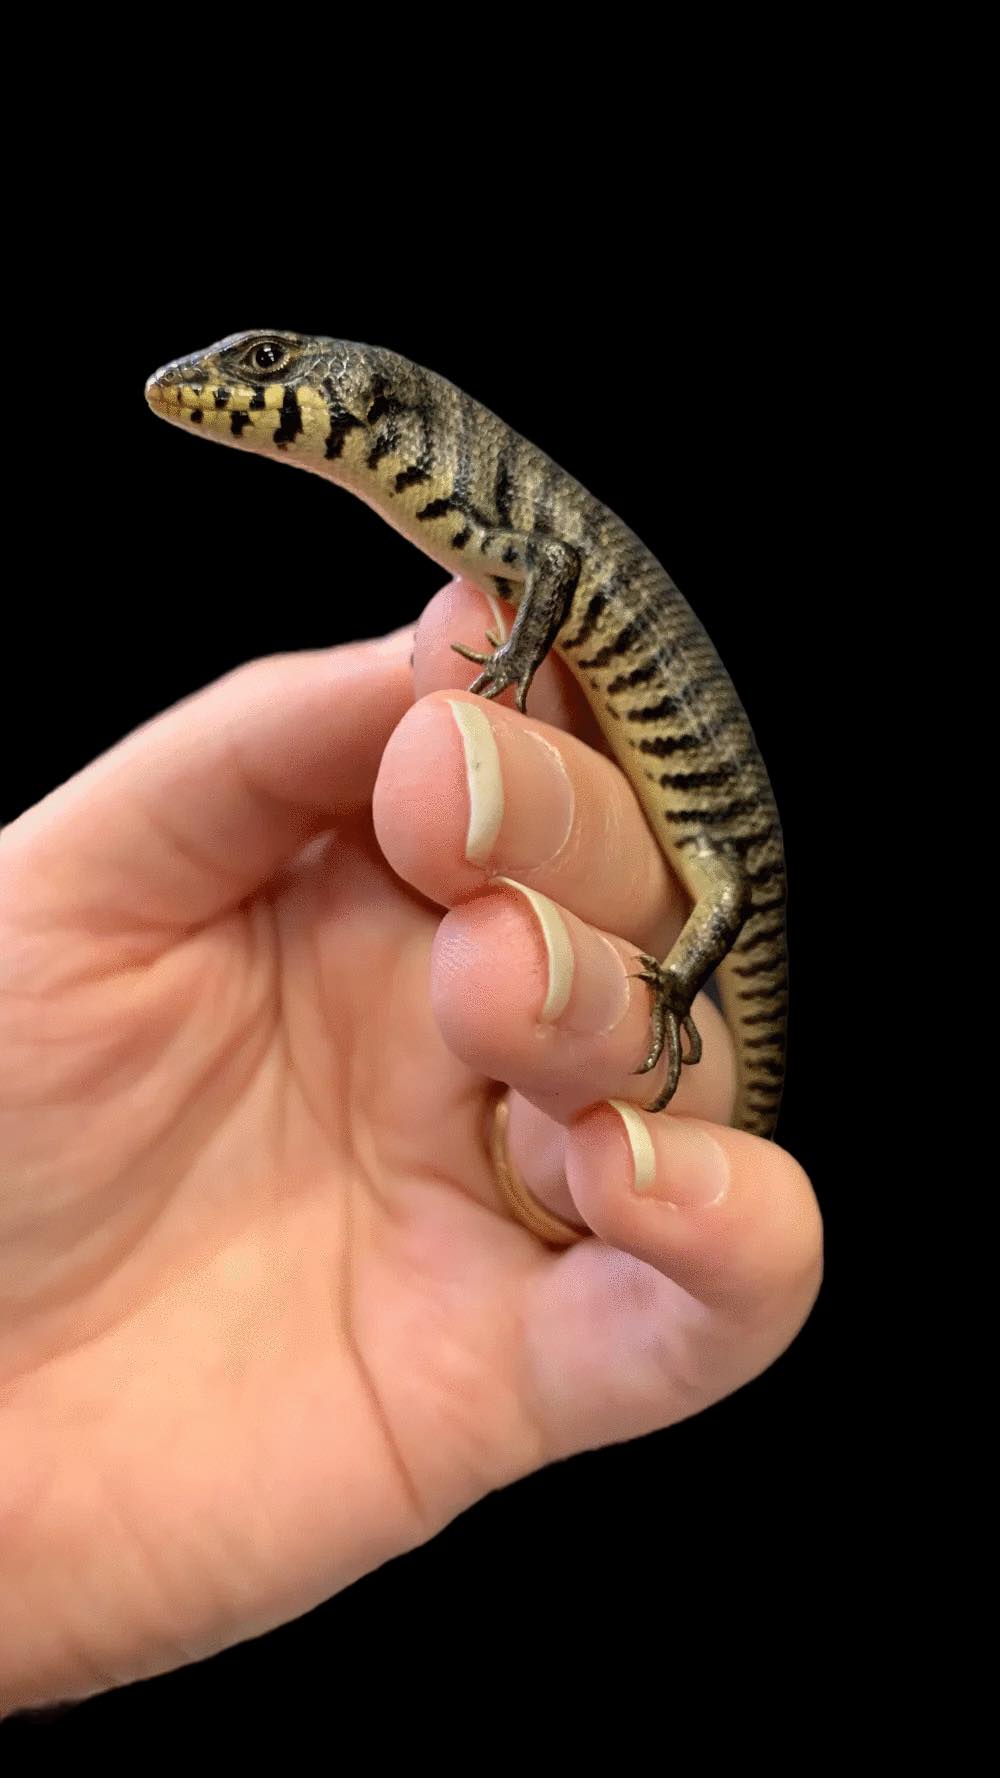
[632,957,704,1112]
[632,841,750,1115]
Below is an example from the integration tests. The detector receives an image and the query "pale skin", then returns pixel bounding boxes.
[0,578,822,1710]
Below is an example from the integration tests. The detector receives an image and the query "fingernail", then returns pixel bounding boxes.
[447,699,574,873]
[493,879,574,1019]
[448,699,505,865]
[497,728,575,872]
[607,1103,731,1207]
[494,880,630,1033]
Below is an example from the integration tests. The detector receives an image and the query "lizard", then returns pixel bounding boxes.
[145,331,787,1137]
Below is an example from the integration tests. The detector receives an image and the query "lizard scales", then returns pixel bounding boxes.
[146,332,787,1138]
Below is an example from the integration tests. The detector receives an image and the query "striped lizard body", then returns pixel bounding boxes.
[145,332,787,1137]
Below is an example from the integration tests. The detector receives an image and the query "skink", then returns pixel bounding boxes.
[145,332,787,1136]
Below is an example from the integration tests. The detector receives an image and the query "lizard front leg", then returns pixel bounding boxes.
[452,531,582,713]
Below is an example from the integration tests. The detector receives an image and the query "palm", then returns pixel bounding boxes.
[2,804,543,1669]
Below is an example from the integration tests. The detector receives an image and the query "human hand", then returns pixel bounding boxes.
[0,579,821,1708]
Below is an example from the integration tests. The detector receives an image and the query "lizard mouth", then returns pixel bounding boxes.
[146,371,323,454]
[144,377,213,429]
[145,375,250,433]
[144,373,201,411]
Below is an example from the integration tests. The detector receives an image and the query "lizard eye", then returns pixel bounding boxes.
[242,339,291,375]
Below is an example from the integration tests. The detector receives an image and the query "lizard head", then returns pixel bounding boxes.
[145,329,334,460]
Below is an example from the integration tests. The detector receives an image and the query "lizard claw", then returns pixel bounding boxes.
[631,955,703,1113]
[450,626,503,670]
[451,638,534,713]
[451,640,491,668]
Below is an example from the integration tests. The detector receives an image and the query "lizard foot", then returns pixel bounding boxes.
[631,955,703,1114]
[451,636,538,714]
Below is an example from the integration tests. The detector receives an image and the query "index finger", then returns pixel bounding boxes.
[0,627,415,954]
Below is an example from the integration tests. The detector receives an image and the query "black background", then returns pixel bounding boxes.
[4,166,867,1738]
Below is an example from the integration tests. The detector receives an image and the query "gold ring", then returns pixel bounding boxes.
[489,1092,587,1248]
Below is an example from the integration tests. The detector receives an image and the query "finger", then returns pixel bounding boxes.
[567,1106,821,1315]
[492,1081,733,1235]
[430,880,736,1126]
[520,1111,822,1458]
[0,628,415,941]
[413,576,609,752]
[373,689,684,962]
